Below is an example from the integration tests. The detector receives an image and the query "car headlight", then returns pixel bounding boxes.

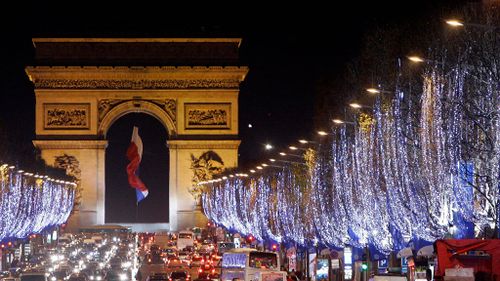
[119,273,127,280]
[96,276,102,280]
[90,276,95,280]
[51,277,57,281]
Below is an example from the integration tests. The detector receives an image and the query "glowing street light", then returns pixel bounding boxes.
[265,144,273,150]
[298,139,308,144]
[250,169,256,173]
[269,158,276,162]
[349,103,363,109]
[407,56,425,63]
[366,88,381,94]
[279,152,287,156]
[289,146,298,150]
[317,131,328,136]
[366,88,393,94]
[332,119,356,125]
[446,19,464,27]
[256,166,263,170]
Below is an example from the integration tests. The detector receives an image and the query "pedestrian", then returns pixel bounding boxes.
[368,272,375,281]
[135,269,142,281]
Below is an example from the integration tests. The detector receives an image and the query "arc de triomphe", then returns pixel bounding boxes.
[25,38,248,231]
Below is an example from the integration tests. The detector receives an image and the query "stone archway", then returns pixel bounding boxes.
[98,100,176,138]
[28,38,247,231]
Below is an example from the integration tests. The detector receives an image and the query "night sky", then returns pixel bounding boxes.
[0,1,471,222]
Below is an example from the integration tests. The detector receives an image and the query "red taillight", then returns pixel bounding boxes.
[198,269,202,273]
[201,259,204,264]
[211,269,215,274]
[169,278,172,281]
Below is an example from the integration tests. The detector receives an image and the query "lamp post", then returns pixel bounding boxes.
[332,119,356,125]
[445,19,499,31]
[365,88,393,95]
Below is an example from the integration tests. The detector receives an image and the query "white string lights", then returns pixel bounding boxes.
[0,164,76,242]
[202,17,500,252]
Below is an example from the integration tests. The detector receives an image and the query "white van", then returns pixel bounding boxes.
[177,231,194,251]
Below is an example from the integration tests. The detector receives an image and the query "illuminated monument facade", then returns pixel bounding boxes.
[26,38,248,231]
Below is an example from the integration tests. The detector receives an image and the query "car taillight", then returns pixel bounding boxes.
[211,269,215,274]
[169,278,172,281]
[198,269,202,273]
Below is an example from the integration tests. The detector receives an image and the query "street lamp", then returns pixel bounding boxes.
[317,131,329,136]
[279,151,302,158]
[407,56,425,63]
[298,139,317,144]
[445,19,497,30]
[349,103,363,109]
[366,88,393,94]
[265,144,273,150]
[332,119,356,125]
[349,103,372,109]
[445,19,464,27]
[289,146,308,151]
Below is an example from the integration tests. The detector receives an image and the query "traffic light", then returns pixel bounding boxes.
[272,244,278,251]
[360,253,368,271]
[361,262,368,271]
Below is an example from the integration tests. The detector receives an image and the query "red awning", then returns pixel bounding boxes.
[435,239,500,280]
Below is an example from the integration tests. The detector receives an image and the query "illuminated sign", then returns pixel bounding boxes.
[222,253,247,268]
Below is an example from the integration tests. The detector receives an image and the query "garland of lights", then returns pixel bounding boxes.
[202,21,500,252]
[0,164,76,242]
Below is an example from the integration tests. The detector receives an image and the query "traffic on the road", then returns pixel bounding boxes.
[1,228,286,281]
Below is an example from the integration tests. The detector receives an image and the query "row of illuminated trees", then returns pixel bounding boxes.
[0,163,76,243]
[202,7,500,253]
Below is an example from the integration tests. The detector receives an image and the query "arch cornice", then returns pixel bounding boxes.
[98,100,176,138]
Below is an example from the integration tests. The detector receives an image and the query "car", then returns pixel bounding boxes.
[168,271,190,281]
[189,256,204,268]
[193,273,219,281]
[165,260,183,270]
[51,269,70,281]
[197,264,216,276]
[177,252,190,264]
[19,272,48,281]
[104,271,127,281]
[66,274,88,281]
[145,273,169,281]
[1,277,20,281]
[87,270,106,281]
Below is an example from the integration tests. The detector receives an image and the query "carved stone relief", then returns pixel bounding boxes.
[35,79,241,89]
[150,99,177,123]
[44,104,90,129]
[185,103,230,129]
[54,154,82,209]
[98,99,123,121]
[189,151,225,207]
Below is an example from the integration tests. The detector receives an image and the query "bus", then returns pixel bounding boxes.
[221,248,286,281]
[177,230,195,251]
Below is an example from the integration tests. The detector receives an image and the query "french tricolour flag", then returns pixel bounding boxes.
[126,126,149,203]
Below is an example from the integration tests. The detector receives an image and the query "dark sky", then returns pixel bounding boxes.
[0,1,470,222]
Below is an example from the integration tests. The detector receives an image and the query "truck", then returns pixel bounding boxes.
[154,232,170,249]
